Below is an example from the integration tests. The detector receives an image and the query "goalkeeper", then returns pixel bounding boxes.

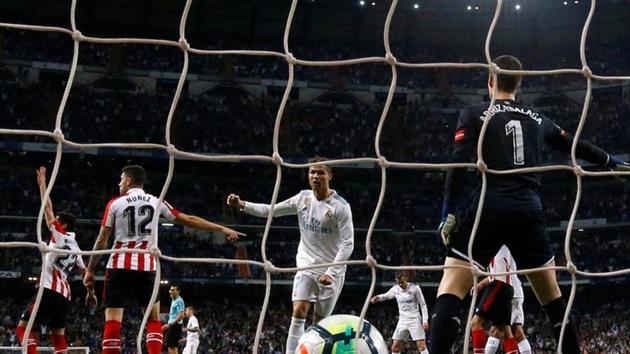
[429,55,630,354]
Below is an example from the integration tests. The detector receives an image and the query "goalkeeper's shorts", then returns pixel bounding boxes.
[447,207,554,270]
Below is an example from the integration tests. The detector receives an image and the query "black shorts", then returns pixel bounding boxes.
[21,288,69,329]
[166,323,182,348]
[103,269,156,308]
[447,207,554,270]
[474,280,514,325]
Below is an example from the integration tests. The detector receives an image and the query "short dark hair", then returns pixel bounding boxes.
[186,306,194,311]
[56,211,76,232]
[394,270,408,279]
[170,284,180,291]
[492,55,522,93]
[308,156,332,173]
[122,165,146,187]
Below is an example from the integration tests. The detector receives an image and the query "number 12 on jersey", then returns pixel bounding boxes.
[505,120,525,165]
[123,205,155,237]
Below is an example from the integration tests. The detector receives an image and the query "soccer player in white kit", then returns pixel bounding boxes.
[227,157,354,354]
[478,245,532,354]
[182,306,200,354]
[370,271,430,354]
[83,165,245,354]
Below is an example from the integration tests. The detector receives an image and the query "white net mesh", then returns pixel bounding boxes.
[1,0,630,353]
[0,347,89,353]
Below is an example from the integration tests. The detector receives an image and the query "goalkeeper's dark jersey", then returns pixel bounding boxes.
[443,99,609,211]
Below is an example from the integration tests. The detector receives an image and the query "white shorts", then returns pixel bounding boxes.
[292,271,345,317]
[183,339,199,354]
[511,297,524,325]
[392,318,426,341]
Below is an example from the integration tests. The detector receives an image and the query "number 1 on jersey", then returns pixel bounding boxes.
[505,120,525,165]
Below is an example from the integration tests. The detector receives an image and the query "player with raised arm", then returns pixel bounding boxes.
[163,285,185,354]
[429,55,630,354]
[181,306,200,354]
[370,271,430,354]
[83,165,245,354]
[15,167,92,354]
[226,157,354,354]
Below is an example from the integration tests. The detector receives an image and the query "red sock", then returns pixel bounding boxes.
[15,326,37,354]
[146,319,164,354]
[472,328,487,354]
[102,320,122,354]
[51,334,67,354]
[502,337,518,354]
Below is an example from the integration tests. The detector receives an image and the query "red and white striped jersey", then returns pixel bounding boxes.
[102,188,180,272]
[41,220,86,300]
[488,245,523,298]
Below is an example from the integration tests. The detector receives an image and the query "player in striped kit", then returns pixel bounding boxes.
[83,165,245,354]
[227,157,354,354]
[16,167,91,354]
[181,306,200,354]
[477,246,532,354]
[370,271,430,354]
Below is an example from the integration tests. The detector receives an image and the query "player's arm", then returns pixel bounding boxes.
[543,118,630,169]
[83,225,113,291]
[36,167,56,228]
[321,204,354,285]
[226,193,299,218]
[75,252,97,307]
[370,286,395,303]
[470,277,491,295]
[440,107,477,245]
[174,212,245,242]
[415,286,430,328]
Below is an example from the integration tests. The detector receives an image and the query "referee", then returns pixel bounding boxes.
[163,285,185,354]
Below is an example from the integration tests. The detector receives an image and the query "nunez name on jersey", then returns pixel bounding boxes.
[42,220,86,300]
[102,188,180,272]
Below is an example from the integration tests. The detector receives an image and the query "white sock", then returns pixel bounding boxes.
[484,336,501,354]
[285,317,306,354]
[420,349,429,354]
[392,352,400,354]
[518,339,532,354]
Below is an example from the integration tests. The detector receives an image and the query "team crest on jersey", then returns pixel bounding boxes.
[325,209,333,219]
[304,196,312,207]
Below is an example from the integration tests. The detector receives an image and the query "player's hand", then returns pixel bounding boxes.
[36,166,47,186]
[438,213,457,246]
[423,322,429,331]
[370,296,379,304]
[470,282,486,296]
[85,288,98,308]
[182,327,188,332]
[162,323,170,332]
[226,194,245,209]
[83,271,95,291]
[222,227,246,242]
[318,274,333,285]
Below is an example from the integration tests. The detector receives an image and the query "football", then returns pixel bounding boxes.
[296,315,389,354]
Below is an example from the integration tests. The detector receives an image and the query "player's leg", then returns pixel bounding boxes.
[470,315,487,354]
[286,272,317,354]
[132,270,164,354]
[510,298,532,354]
[484,326,501,354]
[408,319,428,354]
[47,293,70,354]
[391,322,409,354]
[145,300,164,354]
[509,210,580,354]
[313,273,344,322]
[429,257,474,354]
[49,327,67,354]
[391,339,402,354]
[15,320,37,354]
[16,290,56,354]
[166,322,182,354]
[498,325,518,354]
[103,307,124,354]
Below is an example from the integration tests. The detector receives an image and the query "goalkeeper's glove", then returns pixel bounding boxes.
[608,156,630,181]
[438,213,457,247]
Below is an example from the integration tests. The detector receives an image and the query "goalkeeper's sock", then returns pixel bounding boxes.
[286,316,306,354]
[429,294,462,354]
[518,338,532,354]
[543,297,581,354]
[484,336,501,354]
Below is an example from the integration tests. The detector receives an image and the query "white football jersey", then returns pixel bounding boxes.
[102,188,179,272]
[186,315,200,341]
[489,245,523,299]
[243,189,354,277]
[376,282,429,323]
[41,220,85,300]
